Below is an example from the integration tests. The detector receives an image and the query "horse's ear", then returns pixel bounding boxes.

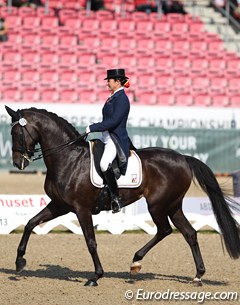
[5,105,18,121]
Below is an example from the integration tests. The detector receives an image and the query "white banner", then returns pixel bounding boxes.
[0,102,239,129]
[0,195,239,234]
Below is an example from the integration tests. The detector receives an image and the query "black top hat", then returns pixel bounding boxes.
[104,69,129,80]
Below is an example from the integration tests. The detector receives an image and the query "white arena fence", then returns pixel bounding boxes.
[0,195,239,234]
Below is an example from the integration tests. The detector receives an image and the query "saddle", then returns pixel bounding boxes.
[89,139,142,214]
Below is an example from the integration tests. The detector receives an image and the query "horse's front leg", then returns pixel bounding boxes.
[16,201,69,272]
[75,208,104,286]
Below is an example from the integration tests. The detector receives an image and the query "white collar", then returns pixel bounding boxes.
[110,87,124,97]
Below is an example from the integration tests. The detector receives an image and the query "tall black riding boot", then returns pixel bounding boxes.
[103,166,122,213]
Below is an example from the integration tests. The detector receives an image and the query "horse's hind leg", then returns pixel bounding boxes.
[169,207,205,286]
[16,201,69,272]
[131,210,172,274]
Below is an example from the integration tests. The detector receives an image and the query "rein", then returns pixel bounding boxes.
[32,134,87,161]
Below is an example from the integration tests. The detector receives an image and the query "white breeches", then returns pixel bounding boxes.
[100,131,117,172]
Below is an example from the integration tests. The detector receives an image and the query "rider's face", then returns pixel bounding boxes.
[106,79,121,93]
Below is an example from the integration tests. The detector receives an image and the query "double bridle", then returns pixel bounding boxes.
[10,111,87,166]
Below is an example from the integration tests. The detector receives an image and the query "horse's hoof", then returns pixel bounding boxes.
[190,278,203,287]
[130,261,142,275]
[84,280,98,287]
[16,258,26,273]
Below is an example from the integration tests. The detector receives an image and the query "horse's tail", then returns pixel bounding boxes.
[185,155,240,259]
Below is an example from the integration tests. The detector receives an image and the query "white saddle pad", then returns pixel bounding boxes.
[89,141,142,188]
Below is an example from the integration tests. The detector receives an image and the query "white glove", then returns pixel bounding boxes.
[85,126,90,134]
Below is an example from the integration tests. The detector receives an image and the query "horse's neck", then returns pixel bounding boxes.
[37,118,76,146]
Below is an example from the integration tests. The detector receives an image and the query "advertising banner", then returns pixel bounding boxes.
[0,194,239,234]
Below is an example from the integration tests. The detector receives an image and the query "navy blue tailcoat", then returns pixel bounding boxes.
[89,89,130,174]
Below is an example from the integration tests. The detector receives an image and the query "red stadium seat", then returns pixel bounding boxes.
[18,6,36,17]
[194,93,212,107]
[227,76,240,95]
[58,88,78,103]
[2,69,21,86]
[173,57,191,73]
[39,69,59,87]
[40,87,59,103]
[192,76,210,94]
[21,51,40,68]
[190,56,209,75]
[131,11,149,21]
[64,17,81,29]
[99,19,118,34]
[175,93,194,106]
[21,87,40,102]
[210,76,228,94]
[22,15,41,29]
[59,34,78,50]
[7,32,22,45]
[229,95,240,107]
[155,74,174,91]
[226,58,240,76]
[135,90,157,105]
[2,50,21,66]
[0,6,18,17]
[40,33,60,50]
[172,39,190,56]
[154,38,173,55]
[155,56,173,73]
[208,57,226,75]
[136,38,155,54]
[174,75,192,93]
[5,15,22,29]
[78,70,96,88]
[118,19,135,35]
[20,69,40,87]
[135,20,153,36]
[58,69,78,88]
[97,53,119,67]
[153,21,171,37]
[118,54,137,68]
[156,92,175,106]
[211,94,230,107]
[99,35,118,51]
[137,54,155,71]
[171,22,189,37]
[76,52,96,68]
[95,10,114,21]
[118,36,137,52]
[22,32,41,46]
[36,7,56,17]
[81,18,100,34]
[58,52,78,68]
[137,73,156,90]
[58,8,78,24]
[190,40,208,55]
[41,16,59,30]
[1,87,21,102]
[78,89,97,104]
[40,51,59,69]
[79,34,100,49]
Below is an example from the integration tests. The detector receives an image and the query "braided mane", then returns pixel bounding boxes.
[24,107,80,137]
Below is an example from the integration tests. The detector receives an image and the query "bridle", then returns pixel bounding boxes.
[10,110,87,168]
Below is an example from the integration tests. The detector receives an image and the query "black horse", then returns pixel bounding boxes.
[5,106,240,286]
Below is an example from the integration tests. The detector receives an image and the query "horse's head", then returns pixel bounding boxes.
[5,106,39,170]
